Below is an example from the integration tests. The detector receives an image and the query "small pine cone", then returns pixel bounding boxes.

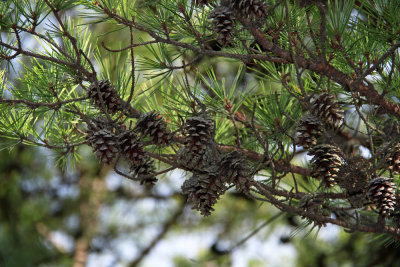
[86,128,119,165]
[184,116,215,155]
[220,151,252,193]
[88,80,123,114]
[182,172,226,216]
[130,156,157,186]
[368,177,396,216]
[135,111,171,145]
[231,0,268,19]
[119,130,145,164]
[309,144,344,187]
[296,114,322,149]
[209,6,236,45]
[310,93,344,128]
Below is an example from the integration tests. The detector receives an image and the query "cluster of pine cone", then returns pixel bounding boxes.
[85,118,158,186]
[178,116,254,216]
[86,80,254,216]
[181,151,253,216]
[295,93,398,217]
[86,79,399,218]
[202,0,268,45]
[85,80,172,186]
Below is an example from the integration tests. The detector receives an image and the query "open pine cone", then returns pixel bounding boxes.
[87,80,123,114]
[184,116,215,155]
[296,114,322,149]
[220,151,253,193]
[310,93,344,128]
[368,177,396,216]
[309,144,344,187]
[182,172,226,216]
[86,127,119,165]
[135,111,171,145]
[209,6,236,45]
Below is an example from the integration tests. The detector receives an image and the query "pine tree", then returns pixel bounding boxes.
[1,0,400,245]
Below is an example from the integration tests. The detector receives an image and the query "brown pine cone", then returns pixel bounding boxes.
[209,6,236,45]
[135,111,171,145]
[309,144,344,187]
[296,114,322,149]
[368,177,396,216]
[220,151,253,193]
[86,127,119,165]
[88,80,123,114]
[182,172,227,216]
[184,116,215,155]
[310,93,344,128]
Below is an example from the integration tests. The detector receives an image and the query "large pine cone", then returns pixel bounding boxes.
[88,80,123,114]
[135,111,171,145]
[309,144,344,187]
[182,172,227,216]
[310,93,344,128]
[209,6,236,45]
[296,114,322,149]
[367,177,396,216]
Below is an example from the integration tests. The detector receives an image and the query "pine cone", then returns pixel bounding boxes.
[135,111,171,145]
[231,0,268,19]
[296,114,322,149]
[309,144,344,187]
[182,172,226,216]
[209,6,236,45]
[184,116,214,155]
[119,130,145,164]
[88,80,123,114]
[220,151,252,193]
[130,156,157,186]
[310,93,344,128]
[368,177,396,216]
[86,127,119,165]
